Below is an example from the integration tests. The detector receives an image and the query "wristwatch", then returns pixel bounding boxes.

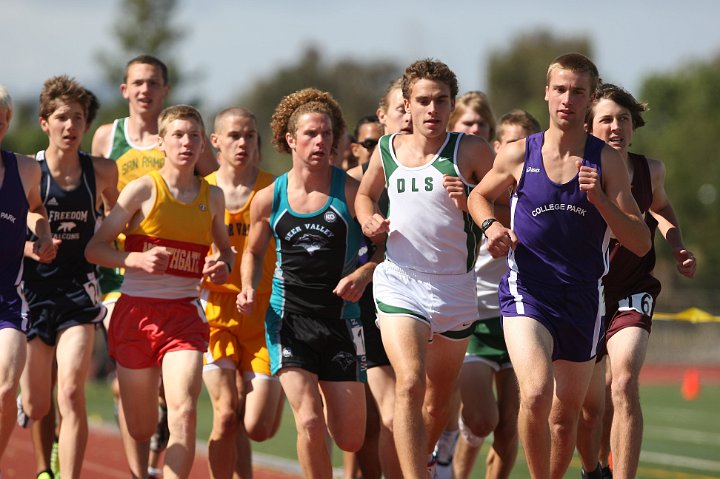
[480,218,497,237]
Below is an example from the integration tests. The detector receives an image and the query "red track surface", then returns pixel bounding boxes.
[3,424,301,479]
[3,364,718,477]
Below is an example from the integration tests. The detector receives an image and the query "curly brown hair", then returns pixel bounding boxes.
[271,88,345,155]
[401,59,458,101]
[586,83,647,130]
[39,75,99,122]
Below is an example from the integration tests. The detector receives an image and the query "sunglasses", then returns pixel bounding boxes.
[355,138,379,150]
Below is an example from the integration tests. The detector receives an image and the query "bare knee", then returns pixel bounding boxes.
[212,406,239,440]
[611,372,640,410]
[295,413,328,445]
[57,381,85,415]
[394,372,425,406]
[463,406,498,438]
[245,415,275,442]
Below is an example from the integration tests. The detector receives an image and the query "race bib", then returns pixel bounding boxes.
[617,292,654,316]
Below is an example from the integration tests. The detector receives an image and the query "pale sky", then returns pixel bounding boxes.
[4,0,720,114]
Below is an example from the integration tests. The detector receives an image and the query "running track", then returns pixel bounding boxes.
[4,364,718,478]
[4,424,302,479]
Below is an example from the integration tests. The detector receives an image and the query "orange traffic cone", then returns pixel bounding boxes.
[681,368,701,400]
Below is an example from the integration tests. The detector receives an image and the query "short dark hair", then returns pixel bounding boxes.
[353,115,381,139]
[124,54,169,85]
[586,83,647,130]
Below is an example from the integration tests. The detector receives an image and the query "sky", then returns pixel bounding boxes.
[3,0,720,116]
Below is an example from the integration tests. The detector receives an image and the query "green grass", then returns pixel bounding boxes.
[85,381,720,478]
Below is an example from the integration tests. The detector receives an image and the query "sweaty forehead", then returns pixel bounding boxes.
[127,63,164,81]
[410,79,451,97]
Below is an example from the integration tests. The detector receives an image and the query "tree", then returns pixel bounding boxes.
[486,30,593,124]
[95,0,184,90]
[235,46,401,174]
[632,55,720,308]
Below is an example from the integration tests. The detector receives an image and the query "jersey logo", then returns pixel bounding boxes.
[324,211,337,223]
[331,351,356,371]
[199,203,207,212]
[0,211,18,224]
[526,166,540,173]
[397,177,433,193]
[46,197,59,206]
[57,221,77,232]
[295,233,326,255]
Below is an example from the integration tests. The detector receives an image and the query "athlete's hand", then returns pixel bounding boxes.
[673,248,697,278]
[362,213,390,238]
[203,257,230,285]
[236,288,256,315]
[129,246,171,274]
[443,175,468,212]
[333,272,367,303]
[485,222,518,258]
[577,160,605,205]
[27,237,60,263]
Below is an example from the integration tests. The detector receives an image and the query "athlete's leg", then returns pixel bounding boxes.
[161,349,203,479]
[243,374,283,441]
[204,366,240,479]
[577,358,606,473]
[425,337,468,477]
[55,324,95,479]
[458,361,498,440]
[278,368,333,479]
[106,299,152,479]
[20,338,54,420]
[31,404,56,475]
[599,364,613,469]
[548,358,595,479]
[0,328,26,461]
[378,314,430,479]
[366,365,402,479]
[502,316,554,479]
[452,434,483,479]
[353,384,381,479]
[485,368,520,479]
[606,327,649,479]
[320,379,366,453]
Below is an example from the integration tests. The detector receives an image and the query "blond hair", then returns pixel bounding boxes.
[158,104,205,137]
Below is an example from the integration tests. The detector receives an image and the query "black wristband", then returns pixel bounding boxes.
[480,218,497,237]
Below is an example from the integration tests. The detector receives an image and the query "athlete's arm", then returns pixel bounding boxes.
[93,155,119,212]
[333,176,378,302]
[91,123,113,157]
[590,145,651,257]
[237,183,274,314]
[203,185,235,284]
[468,139,524,257]
[85,176,170,273]
[646,158,696,277]
[18,155,55,263]
[355,147,389,239]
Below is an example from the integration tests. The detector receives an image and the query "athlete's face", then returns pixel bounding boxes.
[493,124,529,152]
[379,88,412,135]
[450,109,492,140]
[590,98,634,155]
[122,63,169,118]
[350,122,383,166]
[287,112,333,169]
[40,101,87,152]
[158,119,205,170]
[211,115,259,168]
[406,79,454,139]
[545,68,592,130]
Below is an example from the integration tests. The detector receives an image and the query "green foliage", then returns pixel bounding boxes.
[486,30,593,125]
[95,0,191,98]
[234,46,401,175]
[632,55,720,302]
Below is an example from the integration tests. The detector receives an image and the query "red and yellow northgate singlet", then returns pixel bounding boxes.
[202,170,276,295]
[122,171,213,299]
